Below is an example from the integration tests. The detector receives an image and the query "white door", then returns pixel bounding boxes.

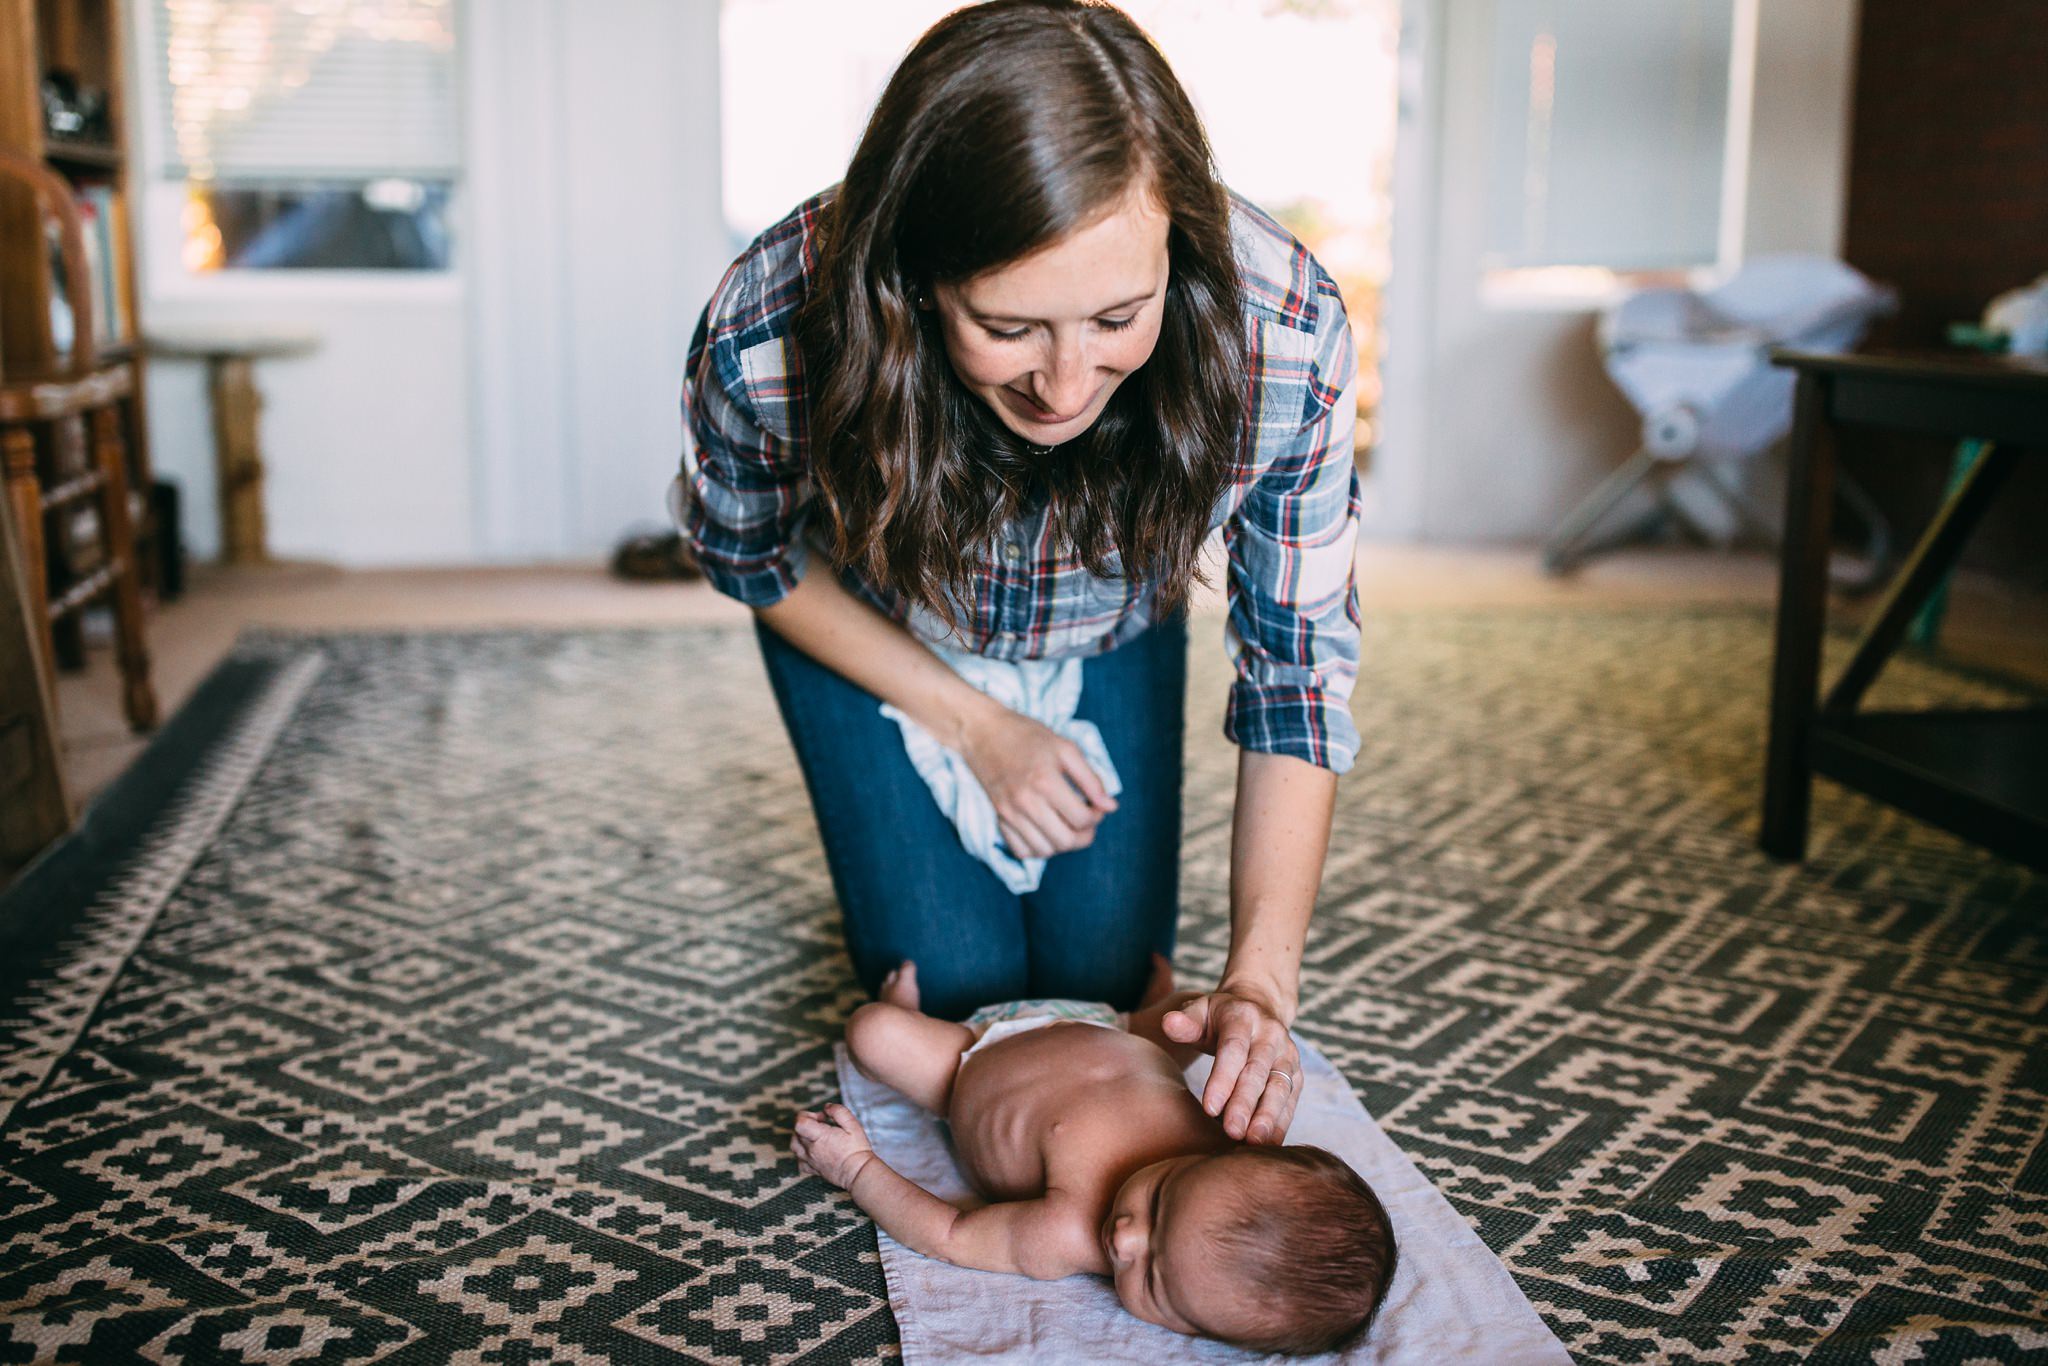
[466,0,732,562]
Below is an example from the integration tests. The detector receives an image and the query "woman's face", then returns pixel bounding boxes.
[930,185,1171,445]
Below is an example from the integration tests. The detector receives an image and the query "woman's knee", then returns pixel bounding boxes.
[1028,943,1154,1011]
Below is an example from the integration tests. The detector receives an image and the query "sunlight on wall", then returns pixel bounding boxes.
[720,0,1398,448]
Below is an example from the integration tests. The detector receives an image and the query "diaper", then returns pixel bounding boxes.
[961,998,1122,1063]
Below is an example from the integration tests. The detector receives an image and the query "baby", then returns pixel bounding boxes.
[792,961,1398,1355]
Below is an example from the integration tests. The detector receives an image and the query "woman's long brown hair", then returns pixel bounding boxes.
[793,0,1248,629]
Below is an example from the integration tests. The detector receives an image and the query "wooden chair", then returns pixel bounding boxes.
[0,146,156,732]
[1,473,70,869]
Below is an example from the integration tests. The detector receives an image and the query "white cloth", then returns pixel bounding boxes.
[835,1038,1571,1366]
[881,647,1121,894]
[1985,272,2048,356]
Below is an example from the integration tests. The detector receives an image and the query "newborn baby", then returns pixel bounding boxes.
[791,961,1398,1355]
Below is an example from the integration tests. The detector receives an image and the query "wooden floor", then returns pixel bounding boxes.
[47,544,2048,812]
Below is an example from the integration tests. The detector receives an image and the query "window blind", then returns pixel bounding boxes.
[156,0,460,183]
[1483,0,1735,272]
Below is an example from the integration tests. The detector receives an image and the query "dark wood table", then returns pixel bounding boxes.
[1763,350,2048,871]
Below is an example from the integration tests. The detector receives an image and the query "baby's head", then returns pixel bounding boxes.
[1100,1145,1398,1354]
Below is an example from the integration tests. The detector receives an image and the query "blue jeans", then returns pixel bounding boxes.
[755,614,1187,1021]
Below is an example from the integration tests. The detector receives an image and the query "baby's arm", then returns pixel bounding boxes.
[1123,989,1208,1071]
[793,1104,1099,1280]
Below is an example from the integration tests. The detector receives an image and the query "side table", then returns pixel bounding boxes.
[144,326,320,564]
[1762,350,2048,870]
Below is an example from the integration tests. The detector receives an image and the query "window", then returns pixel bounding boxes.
[1483,0,1751,294]
[151,0,459,272]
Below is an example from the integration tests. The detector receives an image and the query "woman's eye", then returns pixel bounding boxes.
[1097,316,1138,332]
[985,326,1030,343]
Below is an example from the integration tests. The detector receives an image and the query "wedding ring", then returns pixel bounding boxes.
[1270,1069,1294,1090]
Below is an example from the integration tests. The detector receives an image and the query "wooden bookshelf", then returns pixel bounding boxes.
[0,0,157,603]
[44,135,120,170]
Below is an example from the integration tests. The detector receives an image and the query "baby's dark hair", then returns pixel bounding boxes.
[1205,1145,1399,1355]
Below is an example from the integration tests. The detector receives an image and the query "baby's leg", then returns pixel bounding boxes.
[845,963,977,1114]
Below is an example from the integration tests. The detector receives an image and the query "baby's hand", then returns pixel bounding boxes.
[792,1103,877,1190]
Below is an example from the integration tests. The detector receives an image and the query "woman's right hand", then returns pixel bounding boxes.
[957,706,1117,858]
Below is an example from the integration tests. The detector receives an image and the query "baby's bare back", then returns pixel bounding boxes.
[947,1022,1224,1204]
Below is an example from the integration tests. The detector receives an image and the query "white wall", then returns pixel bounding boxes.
[1743,0,1859,258]
[141,278,473,566]
[1370,0,1861,544]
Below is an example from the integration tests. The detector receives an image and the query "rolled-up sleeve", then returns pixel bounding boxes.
[1222,277,1364,774]
[669,274,812,608]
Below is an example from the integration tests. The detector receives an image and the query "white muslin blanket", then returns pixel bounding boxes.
[834,1037,1570,1366]
[881,648,1121,894]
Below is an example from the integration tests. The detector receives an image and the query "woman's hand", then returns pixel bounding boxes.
[958,706,1117,859]
[793,1103,879,1190]
[1161,983,1302,1145]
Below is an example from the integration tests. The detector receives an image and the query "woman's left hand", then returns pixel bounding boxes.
[1161,985,1301,1145]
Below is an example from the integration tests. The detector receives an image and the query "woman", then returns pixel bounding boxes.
[672,0,1359,1147]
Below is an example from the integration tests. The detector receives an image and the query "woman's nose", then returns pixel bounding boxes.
[1038,337,1094,415]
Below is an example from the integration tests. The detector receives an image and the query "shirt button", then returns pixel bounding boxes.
[1002,542,1024,563]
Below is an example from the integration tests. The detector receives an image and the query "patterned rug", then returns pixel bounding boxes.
[1,610,2043,1364]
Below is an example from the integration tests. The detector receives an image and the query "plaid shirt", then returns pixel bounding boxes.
[671,189,1363,773]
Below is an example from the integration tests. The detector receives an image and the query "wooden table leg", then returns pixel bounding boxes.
[1762,372,1837,860]
[211,355,270,565]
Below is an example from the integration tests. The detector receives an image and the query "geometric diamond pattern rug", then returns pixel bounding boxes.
[2,611,2043,1364]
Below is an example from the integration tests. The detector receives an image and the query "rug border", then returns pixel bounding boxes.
[0,644,326,1129]
[220,604,2048,703]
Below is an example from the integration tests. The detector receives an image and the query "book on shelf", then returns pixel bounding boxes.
[46,222,71,353]
[44,179,133,355]
[108,188,135,341]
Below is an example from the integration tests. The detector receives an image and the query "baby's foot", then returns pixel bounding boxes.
[1140,952,1176,1008]
[880,961,921,1010]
